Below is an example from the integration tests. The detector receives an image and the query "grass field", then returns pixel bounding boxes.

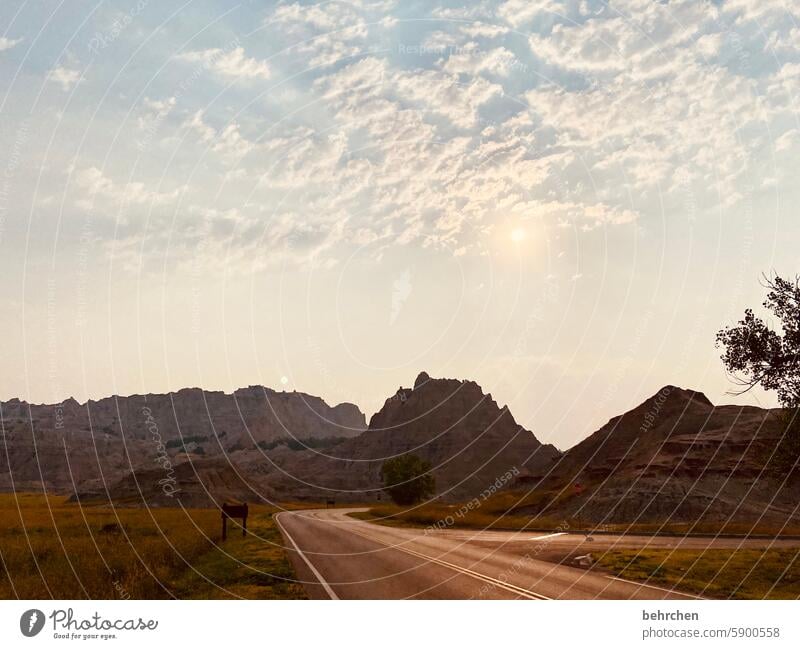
[596,548,800,599]
[0,494,306,599]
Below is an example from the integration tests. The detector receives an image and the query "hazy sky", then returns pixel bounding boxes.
[1,0,798,449]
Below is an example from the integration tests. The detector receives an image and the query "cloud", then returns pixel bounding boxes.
[37,0,800,274]
[293,33,365,68]
[185,110,216,143]
[183,110,256,161]
[519,0,800,209]
[775,129,799,152]
[497,0,564,27]
[459,23,508,39]
[267,1,397,70]
[270,1,373,35]
[47,65,82,91]
[442,46,519,77]
[177,47,271,80]
[0,37,22,52]
[74,166,183,210]
[213,123,255,160]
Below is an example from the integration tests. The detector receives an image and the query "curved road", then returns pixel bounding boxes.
[273,508,760,600]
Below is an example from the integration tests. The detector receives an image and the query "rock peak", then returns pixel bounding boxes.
[414,371,431,390]
[647,385,713,409]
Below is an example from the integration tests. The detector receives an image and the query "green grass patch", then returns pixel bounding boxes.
[596,548,800,599]
[351,503,573,531]
[172,512,306,599]
[355,493,800,537]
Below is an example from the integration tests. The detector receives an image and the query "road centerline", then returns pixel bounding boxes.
[342,519,551,600]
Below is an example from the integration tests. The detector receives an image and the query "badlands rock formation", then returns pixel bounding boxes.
[255,372,561,503]
[0,386,365,494]
[516,386,799,525]
[3,376,797,527]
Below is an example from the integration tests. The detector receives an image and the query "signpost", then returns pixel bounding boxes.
[221,503,248,541]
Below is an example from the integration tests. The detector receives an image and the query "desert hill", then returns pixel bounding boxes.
[513,386,799,525]
[0,386,365,494]
[73,372,559,506]
[3,377,798,527]
[253,371,561,502]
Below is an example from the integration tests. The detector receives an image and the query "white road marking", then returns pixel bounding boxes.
[529,532,568,541]
[345,525,550,600]
[274,512,339,600]
[605,575,705,600]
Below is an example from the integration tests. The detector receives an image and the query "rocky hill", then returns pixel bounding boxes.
[513,386,799,526]
[63,372,560,506]
[0,387,365,494]
[4,377,797,527]
[254,371,561,503]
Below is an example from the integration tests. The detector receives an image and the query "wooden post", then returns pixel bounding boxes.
[221,502,247,541]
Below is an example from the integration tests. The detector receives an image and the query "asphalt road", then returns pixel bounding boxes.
[273,508,791,600]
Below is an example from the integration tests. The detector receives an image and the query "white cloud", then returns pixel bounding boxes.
[270,1,381,36]
[497,0,564,27]
[519,0,800,209]
[392,68,503,128]
[136,96,176,137]
[293,34,364,68]
[74,166,183,209]
[460,23,508,39]
[48,0,800,272]
[185,110,216,143]
[443,46,519,77]
[765,26,800,55]
[183,111,255,161]
[775,129,799,152]
[47,66,82,91]
[213,123,255,160]
[177,47,271,80]
[0,37,22,52]
[268,1,392,70]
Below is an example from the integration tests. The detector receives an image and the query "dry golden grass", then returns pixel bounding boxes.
[596,548,800,599]
[358,491,800,537]
[0,494,305,599]
[353,503,570,531]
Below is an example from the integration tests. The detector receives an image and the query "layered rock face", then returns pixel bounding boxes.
[58,372,560,506]
[4,377,797,526]
[522,386,799,525]
[258,372,561,502]
[0,387,365,495]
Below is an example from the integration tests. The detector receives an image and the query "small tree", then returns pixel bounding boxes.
[380,454,435,505]
[716,274,800,473]
[716,274,800,405]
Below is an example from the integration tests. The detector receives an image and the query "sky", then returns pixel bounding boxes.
[0,0,798,450]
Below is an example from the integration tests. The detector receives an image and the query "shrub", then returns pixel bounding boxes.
[380,454,435,505]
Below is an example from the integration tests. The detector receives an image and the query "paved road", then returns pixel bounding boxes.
[274,508,788,600]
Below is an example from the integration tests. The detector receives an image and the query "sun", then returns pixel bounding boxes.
[510,227,526,243]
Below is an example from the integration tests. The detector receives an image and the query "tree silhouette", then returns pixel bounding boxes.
[380,454,435,505]
[716,274,800,407]
[717,274,800,474]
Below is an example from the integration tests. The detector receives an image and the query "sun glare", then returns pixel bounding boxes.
[510,227,526,243]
